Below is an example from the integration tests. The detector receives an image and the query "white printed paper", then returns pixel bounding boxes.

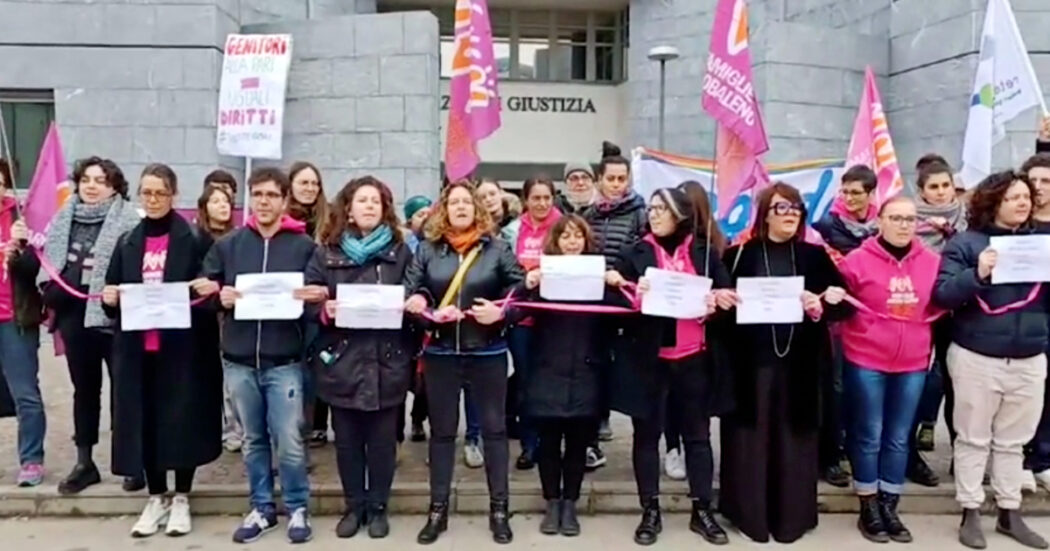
[335,284,405,329]
[640,268,712,319]
[539,255,606,301]
[990,235,1050,284]
[736,276,806,324]
[234,272,304,320]
[119,282,192,331]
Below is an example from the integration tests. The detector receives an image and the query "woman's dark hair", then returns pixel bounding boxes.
[196,184,234,238]
[140,163,178,194]
[916,160,954,191]
[598,141,630,176]
[841,164,878,193]
[324,176,402,246]
[248,166,291,195]
[0,158,13,190]
[543,214,595,255]
[751,181,807,242]
[1021,153,1050,177]
[522,175,555,202]
[678,180,727,254]
[287,160,329,240]
[967,170,1033,230]
[72,156,129,199]
[915,153,949,172]
[204,169,238,195]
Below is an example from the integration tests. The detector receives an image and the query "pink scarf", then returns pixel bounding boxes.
[643,233,705,360]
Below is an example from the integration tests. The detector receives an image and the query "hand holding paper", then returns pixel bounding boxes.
[119,282,192,331]
[639,268,712,319]
[334,284,404,329]
[234,272,304,320]
[988,236,1050,284]
[736,276,805,324]
[540,255,605,301]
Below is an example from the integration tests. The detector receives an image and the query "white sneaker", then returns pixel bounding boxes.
[131,496,170,538]
[1023,470,1038,493]
[1035,470,1050,493]
[664,449,687,481]
[165,495,192,536]
[464,442,484,468]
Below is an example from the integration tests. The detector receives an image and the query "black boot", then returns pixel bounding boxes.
[689,500,728,545]
[57,462,101,495]
[539,499,560,535]
[560,499,580,537]
[489,499,513,544]
[906,453,940,487]
[633,498,662,546]
[416,502,448,545]
[857,494,889,543]
[878,491,911,543]
[959,508,986,549]
[823,464,851,488]
[997,508,1049,549]
[368,503,389,539]
[122,474,146,492]
[336,507,365,538]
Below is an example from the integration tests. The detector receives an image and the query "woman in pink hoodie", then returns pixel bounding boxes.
[829,196,941,544]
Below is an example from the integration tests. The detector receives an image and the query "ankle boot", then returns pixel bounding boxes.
[367,503,389,539]
[489,499,513,544]
[689,500,728,545]
[560,499,580,537]
[857,494,889,543]
[539,499,560,535]
[416,502,448,545]
[633,498,662,546]
[997,508,1049,549]
[959,508,987,549]
[336,507,365,538]
[878,491,911,543]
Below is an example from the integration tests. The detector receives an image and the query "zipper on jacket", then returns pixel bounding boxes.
[456,252,463,354]
[256,238,270,369]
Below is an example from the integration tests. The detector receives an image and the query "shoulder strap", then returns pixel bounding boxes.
[731,242,746,275]
[438,244,483,309]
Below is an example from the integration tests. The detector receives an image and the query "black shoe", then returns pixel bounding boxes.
[997,508,1049,549]
[689,501,728,545]
[308,430,328,449]
[57,463,101,495]
[560,499,580,537]
[410,422,427,442]
[878,491,912,543]
[368,504,390,539]
[515,450,535,471]
[907,455,940,487]
[416,502,449,545]
[540,499,560,535]
[489,499,513,544]
[858,494,890,543]
[584,446,607,471]
[823,464,850,488]
[960,508,987,549]
[122,474,145,492]
[336,508,365,538]
[633,498,662,546]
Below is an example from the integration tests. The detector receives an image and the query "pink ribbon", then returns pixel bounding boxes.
[837,293,945,324]
[976,283,1042,316]
[417,284,645,322]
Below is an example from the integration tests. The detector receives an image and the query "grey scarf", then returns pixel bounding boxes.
[45,195,142,328]
[915,199,967,252]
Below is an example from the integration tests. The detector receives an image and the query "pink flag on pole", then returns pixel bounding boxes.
[846,66,905,205]
[702,0,770,217]
[444,0,502,182]
[24,122,71,248]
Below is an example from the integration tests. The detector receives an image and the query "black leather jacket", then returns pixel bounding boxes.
[404,235,524,353]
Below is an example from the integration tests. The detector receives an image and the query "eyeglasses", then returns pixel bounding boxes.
[139,190,172,200]
[840,188,870,198]
[768,202,803,216]
[885,214,917,226]
[647,204,669,215]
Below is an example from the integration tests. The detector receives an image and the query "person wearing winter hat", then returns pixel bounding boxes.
[557,162,597,215]
[403,196,433,254]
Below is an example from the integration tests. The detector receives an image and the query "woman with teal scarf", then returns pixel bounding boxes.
[304,176,420,540]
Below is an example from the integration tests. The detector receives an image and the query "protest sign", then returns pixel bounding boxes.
[216,34,293,160]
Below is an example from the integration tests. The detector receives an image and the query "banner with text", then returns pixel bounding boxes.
[216,34,293,160]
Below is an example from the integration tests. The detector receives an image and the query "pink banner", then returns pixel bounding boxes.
[443,0,502,181]
[714,125,770,218]
[846,66,905,204]
[23,122,71,247]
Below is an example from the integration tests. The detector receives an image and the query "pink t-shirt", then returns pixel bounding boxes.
[142,235,169,352]
[643,234,705,360]
[0,201,16,323]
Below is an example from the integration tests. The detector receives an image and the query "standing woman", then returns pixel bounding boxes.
[477,178,518,243]
[718,182,844,544]
[306,176,418,539]
[935,171,1050,550]
[835,197,942,543]
[606,188,732,546]
[102,164,222,537]
[403,181,524,545]
[43,156,141,495]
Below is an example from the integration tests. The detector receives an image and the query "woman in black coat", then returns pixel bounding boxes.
[102,164,222,538]
[305,176,418,540]
[716,182,844,544]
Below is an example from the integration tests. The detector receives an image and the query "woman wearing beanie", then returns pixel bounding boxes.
[605,188,732,546]
[404,181,525,545]
[557,162,597,215]
[935,171,1050,550]
[103,164,222,537]
[403,195,433,254]
[834,197,941,543]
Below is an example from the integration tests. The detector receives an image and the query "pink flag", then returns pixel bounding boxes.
[444,0,502,182]
[702,0,770,217]
[846,66,905,205]
[24,122,71,248]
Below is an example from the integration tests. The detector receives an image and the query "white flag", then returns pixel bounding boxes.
[960,0,1047,188]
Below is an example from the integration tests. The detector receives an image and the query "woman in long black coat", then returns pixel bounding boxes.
[102,164,222,539]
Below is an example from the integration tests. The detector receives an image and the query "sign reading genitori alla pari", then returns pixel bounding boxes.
[216,34,293,159]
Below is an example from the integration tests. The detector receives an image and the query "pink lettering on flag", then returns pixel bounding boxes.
[847,66,905,205]
[23,122,71,248]
[444,0,502,182]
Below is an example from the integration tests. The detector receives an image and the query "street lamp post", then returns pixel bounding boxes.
[648,45,680,151]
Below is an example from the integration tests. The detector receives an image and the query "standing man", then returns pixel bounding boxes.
[1023,122,1050,494]
[202,167,327,544]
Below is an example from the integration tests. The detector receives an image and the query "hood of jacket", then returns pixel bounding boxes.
[246,214,307,236]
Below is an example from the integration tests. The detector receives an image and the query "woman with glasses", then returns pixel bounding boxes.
[716,182,844,544]
[832,197,941,543]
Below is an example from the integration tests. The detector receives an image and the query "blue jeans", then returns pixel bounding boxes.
[0,324,42,465]
[464,386,481,444]
[845,362,926,494]
[508,326,538,455]
[224,360,310,512]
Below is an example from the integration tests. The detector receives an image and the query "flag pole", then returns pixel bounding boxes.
[0,107,25,216]
[242,156,252,224]
[707,126,717,276]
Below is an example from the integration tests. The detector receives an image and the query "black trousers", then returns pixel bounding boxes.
[819,335,845,470]
[425,353,508,503]
[397,371,429,443]
[312,399,330,432]
[331,405,400,508]
[141,352,195,495]
[664,393,683,452]
[145,468,195,495]
[60,322,113,448]
[536,416,596,501]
